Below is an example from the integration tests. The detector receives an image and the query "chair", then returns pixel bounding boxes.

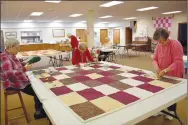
[4,90,29,125]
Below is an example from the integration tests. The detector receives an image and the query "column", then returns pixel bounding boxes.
[87,9,94,48]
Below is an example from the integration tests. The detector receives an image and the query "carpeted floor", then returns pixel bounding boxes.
[1,52,187,125]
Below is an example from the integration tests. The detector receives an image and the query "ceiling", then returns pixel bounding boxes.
[1,1,187,23]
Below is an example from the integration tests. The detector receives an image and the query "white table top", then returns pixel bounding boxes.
[100,48,117,52]
[16,50,64,59]
[40,62,187,125]
[28,62,187,125]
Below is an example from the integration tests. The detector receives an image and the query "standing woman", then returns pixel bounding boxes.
[67,33,79,56]
[152,28,184,120]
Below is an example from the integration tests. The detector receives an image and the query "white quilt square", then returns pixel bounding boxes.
[64,65,77,69]
[118,73,138,78]
[120,78,144,86]
[97,67,113,71]
[60,70,74,74]
[86,73,104,79]
[94,84,119,95]
[80,67,94,70]
[67,82,89,91]
[53,74,70,80]
[124,87,153,99]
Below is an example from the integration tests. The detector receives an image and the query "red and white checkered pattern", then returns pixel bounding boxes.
[153,17,172,33]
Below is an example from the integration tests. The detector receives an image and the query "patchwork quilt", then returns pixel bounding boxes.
[32,63,183,122]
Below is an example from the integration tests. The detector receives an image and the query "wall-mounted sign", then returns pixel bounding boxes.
[52,29,65,37]
[5,32,17,39]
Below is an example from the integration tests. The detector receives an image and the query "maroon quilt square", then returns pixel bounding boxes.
[67,73,81,77]
[90,64,102,69]
[109,66,121,69]
[77,70,93,75]
[98,71,114,76]
[56,67,67,71]
[50,86,72,96]
[77,88,104,101]
[50,72,63,76]
[40,76,56,83]
[138,83,164,93]
[96,77,114,84]
[132,76,153,82]
[73,76,91,82]
[128,70,145,75]
[107,75,127,81]
[109,91,139,105]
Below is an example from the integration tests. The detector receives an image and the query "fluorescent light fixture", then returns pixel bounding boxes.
[53,20,62,22]
[137,6,158,11]
[80,21,86,23]
[100,22,109,24]
[45,1,61,3]
[69,14,83,17]
[124,17,137,20]
[162,11,182,14]
[24,20,33,22]
[99,15,113,19]
[100,1,124,7]
[30,12,43,16]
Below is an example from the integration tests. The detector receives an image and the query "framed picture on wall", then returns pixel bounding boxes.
[5,32,17,39]
[52,29,65,38]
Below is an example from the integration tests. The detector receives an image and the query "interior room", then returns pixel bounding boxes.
[1,1,187,125]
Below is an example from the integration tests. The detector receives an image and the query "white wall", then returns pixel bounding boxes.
[132,13,187,41]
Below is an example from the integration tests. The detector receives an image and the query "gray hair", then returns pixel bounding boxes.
[153,28,169,41]
[78,42,87,50]
[67,33,72,38]
[105,37,110,41]
[5,38,20,49]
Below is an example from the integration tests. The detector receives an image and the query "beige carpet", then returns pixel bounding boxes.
[1,52,187,125]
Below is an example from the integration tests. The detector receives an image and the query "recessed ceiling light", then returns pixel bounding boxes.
[99,15,113,19]
[137,6,158,11]
[53,20,62,22]
[69,14,83,17]
[162,11,182,14]
[45,1,61,3]
[100,1,124,7]
[30,12,43,16]
[24,20,33,22]
[124,17,137,20]
[80,21,87,23]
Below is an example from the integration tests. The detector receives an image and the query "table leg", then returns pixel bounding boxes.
[161,110,184,125]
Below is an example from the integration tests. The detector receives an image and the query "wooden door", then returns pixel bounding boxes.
[100,29,108,44]
[113,29,120,44]
[125,27,132,45]
[1,30,4,52]
[76,29,87,42]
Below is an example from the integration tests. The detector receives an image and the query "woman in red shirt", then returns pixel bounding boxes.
[72,43,94,65]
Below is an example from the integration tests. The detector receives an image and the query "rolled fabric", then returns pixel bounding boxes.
[27,56,41,65]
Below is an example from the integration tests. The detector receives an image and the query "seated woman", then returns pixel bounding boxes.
[72,42,94,65]
[0,38,46,119]
[98,37,113,61]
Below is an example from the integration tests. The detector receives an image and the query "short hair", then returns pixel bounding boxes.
[67,33,72,38]
[5,38,20,49]
[105,37,110,41]
[78,42,87,51]
[153,28,169,41]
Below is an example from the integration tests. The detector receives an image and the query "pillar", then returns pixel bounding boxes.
[87,10,94,48]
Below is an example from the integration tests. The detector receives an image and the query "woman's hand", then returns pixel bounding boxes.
[157,70,166,79]
[25,64,32,71]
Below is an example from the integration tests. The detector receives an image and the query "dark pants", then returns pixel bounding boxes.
[6,84,42,112]
[72,48,75,56]
[98,52,110,61]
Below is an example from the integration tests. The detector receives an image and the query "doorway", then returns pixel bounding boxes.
[1,30,4,52]
[113,29,120,44]
[100,29,108,44]
[178,23,187,55]
[125,27,132,45]
[76,29,87,42]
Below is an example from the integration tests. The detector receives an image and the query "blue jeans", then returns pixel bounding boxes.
[6,84,42,112]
